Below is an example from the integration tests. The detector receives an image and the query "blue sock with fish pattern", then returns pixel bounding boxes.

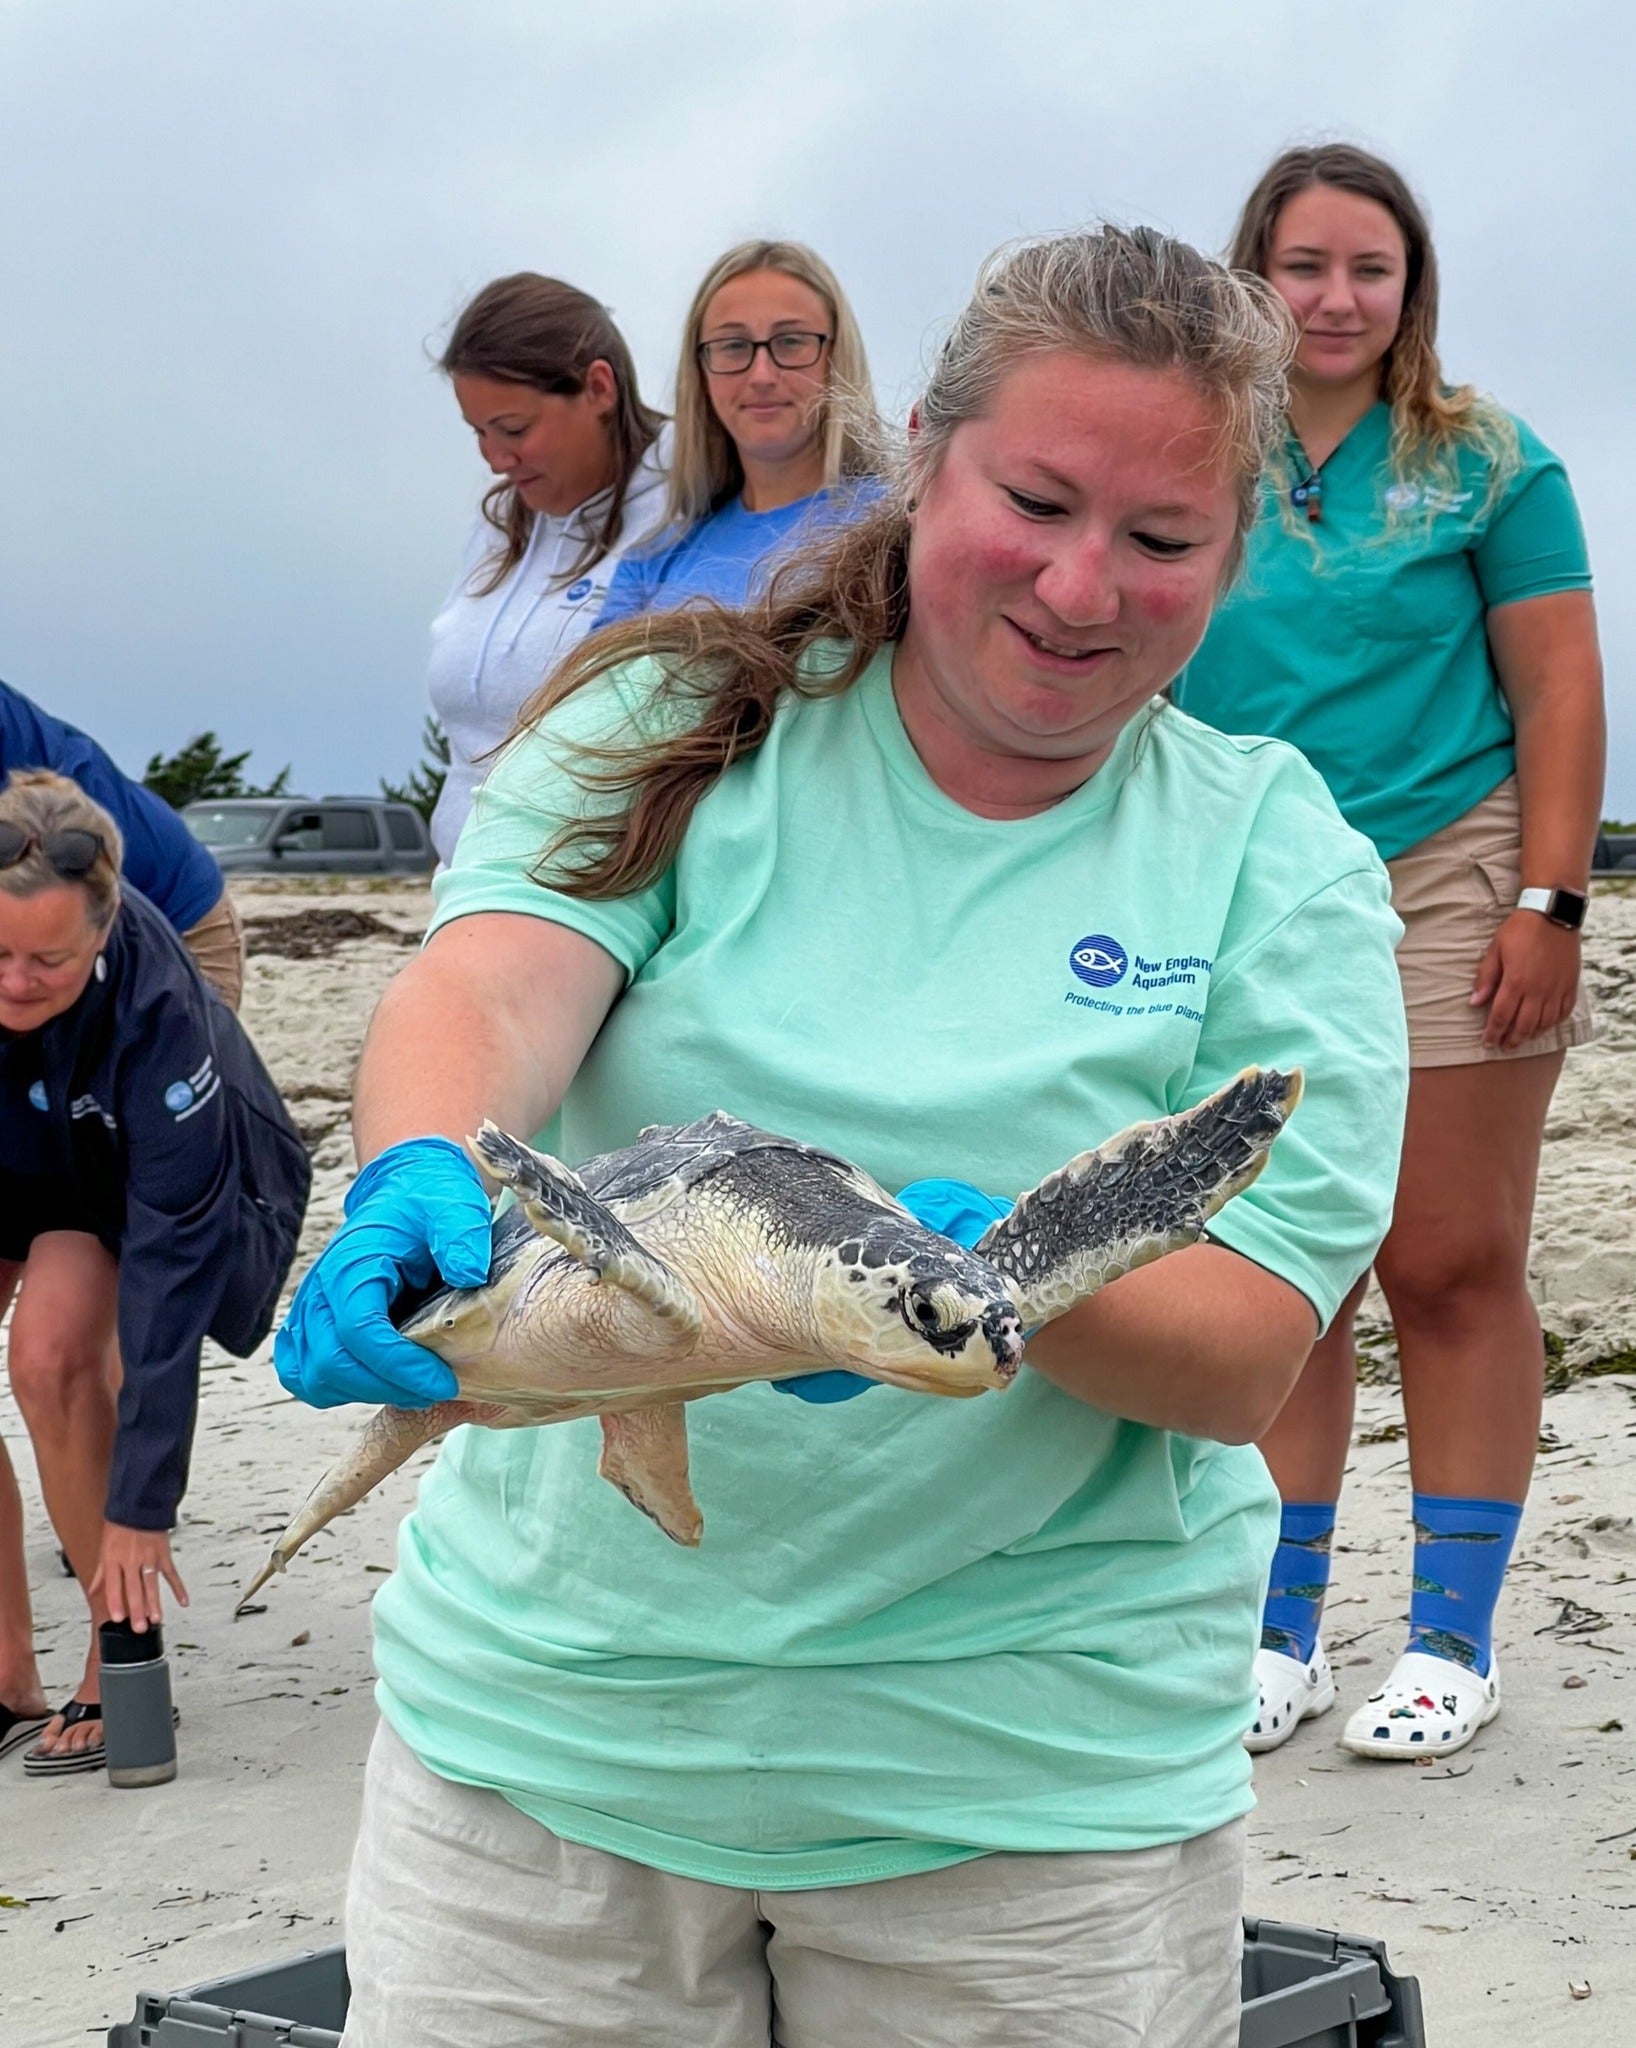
[1261,1501,1335,1664]
[1406,1494,1522,1677]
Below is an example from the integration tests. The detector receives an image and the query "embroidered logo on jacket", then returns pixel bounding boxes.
[164,1054,221,1121]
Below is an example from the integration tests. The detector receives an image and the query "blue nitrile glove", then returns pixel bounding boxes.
[773,1177,1015,1404]
[274,1137,494,1410]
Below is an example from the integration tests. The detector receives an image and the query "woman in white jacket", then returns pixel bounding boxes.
[426,274,669,862]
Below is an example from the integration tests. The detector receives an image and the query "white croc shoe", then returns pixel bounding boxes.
[1341,1649,1500,1760]
[1245,1641,1336,1754]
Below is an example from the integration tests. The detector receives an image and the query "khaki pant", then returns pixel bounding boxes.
[179,890,245,1010]
[341,1720,1244,2048]
[1389,775,1594,1067]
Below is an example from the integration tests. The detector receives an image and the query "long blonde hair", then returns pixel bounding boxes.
[0,770,123,929]
[524,225,1293,901]
[665,239,879,530]
[1230,144,1517,496]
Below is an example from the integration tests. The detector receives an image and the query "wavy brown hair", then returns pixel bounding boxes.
[520,226,1294,902]
[1230,144,1516,496]
[441,273,665,597]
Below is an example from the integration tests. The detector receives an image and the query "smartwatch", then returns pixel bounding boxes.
[1516,885,1588,932]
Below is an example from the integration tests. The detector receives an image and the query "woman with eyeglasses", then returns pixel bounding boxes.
[426,275,670,865]
[596,240,881,626]
[0,771,309,1775]
[1175,145,1605,1763]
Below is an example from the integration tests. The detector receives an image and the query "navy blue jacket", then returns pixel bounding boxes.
[0,889,310,1527]
[0,678,224,934]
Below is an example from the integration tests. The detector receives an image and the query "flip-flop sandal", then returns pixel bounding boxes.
[1341,1648,1501,1760]
[1,1703,52,1762]
[22,1699,105,1777]
[1245,1640,1336,1754]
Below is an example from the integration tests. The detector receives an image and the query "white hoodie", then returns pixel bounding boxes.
[426,430,670,863]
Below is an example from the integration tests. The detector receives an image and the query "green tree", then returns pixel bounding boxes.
[380,716,450,825]
[142,732,292,810]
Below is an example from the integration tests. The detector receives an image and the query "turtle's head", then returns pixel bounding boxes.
[813,1223,1024,1397]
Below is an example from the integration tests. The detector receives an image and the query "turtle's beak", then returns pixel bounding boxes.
[981,1300,1025,1383]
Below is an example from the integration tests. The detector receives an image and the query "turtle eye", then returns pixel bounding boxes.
[899,1286,944,1336]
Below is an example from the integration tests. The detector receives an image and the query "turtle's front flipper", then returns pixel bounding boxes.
[598,1405,703,1546]
[469,1122,703,1337]
[978,1067,1303,1327]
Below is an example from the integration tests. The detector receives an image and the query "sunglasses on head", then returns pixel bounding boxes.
[0,823,108,878]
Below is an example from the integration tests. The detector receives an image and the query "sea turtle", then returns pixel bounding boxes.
[241,1066,1301,1606]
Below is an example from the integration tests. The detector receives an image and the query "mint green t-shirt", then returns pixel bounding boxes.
[1175,405,1592,860]
[371,651,1408,1888]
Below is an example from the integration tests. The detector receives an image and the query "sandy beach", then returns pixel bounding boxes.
[3,875,1634,2045]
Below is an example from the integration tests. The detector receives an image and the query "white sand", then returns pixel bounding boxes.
[3,876,1634,2045]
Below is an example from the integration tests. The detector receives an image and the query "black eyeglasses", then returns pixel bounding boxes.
[0,824,108,877]
[696,331,832,375]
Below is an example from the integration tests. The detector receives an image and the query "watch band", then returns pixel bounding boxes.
[1517,885,1588,931]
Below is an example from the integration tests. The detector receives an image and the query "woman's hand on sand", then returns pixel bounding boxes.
[94,1523,189,1633]
[1470,910,1581,1050]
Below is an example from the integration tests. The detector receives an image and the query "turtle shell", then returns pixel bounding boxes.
[580,1111,873,1209]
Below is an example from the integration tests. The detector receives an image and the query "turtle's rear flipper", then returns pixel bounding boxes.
[978,1067,1303,1328]
[470,1122,703,1337]
[236,1397,504,1610]
[598,1405,703,1546]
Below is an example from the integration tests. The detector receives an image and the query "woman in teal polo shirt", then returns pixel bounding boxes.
[274,227,1408,2047]
[1177,144,1605,1762]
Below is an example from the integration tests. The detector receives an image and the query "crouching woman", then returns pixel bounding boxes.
[0,771,310,1775]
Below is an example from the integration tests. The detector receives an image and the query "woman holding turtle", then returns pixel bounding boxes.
[0,771,310,1774]
[276,227,1407,2045]
[595,238,880,627]
[1175,144,1605,1760]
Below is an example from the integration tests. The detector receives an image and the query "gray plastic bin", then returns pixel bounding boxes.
[108,1947,348,2047]
[110,1919,1425,2047]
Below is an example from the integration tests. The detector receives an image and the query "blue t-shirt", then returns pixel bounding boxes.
[0,680,224,933]
[597,484,878,627]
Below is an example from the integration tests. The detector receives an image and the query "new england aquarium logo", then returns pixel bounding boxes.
[564,577,595,603]
[1069,935,1129,989]
[28,1079,48,1112]
[164,1080,195,1115]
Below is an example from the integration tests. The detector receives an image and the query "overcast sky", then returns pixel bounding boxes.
[2,0,1631,810]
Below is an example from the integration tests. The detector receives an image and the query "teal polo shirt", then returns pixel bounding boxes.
[1175,403,1592,860]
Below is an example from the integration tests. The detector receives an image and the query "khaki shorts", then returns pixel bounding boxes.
[340,1719,1245,2048]
[180,890,245,1011]
[1387,776,1594,1069]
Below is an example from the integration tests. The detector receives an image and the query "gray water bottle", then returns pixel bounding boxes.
[99,1619,177,1787]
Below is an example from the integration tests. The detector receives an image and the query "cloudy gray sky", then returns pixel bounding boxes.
[2,0,1631,809]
